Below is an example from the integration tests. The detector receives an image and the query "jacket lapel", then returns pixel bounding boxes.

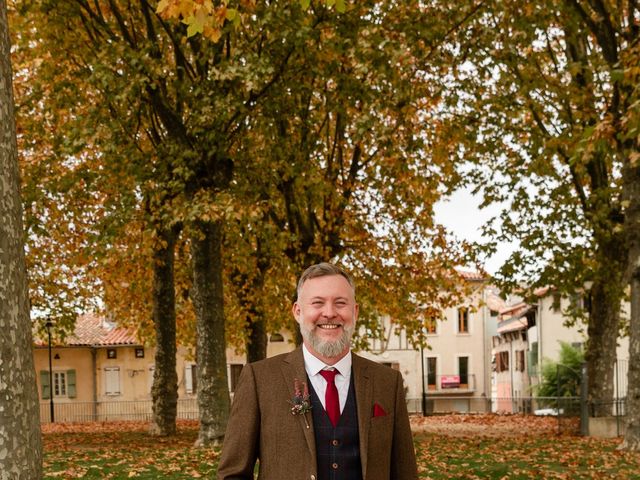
[353,353,372,479]
[281,347,317,462]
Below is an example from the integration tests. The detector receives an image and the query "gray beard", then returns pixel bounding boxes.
[301,322,354,359]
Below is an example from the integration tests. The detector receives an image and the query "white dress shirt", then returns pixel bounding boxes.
[302,344,352,413]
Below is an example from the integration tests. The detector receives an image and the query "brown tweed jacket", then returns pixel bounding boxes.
[217,347,418,480]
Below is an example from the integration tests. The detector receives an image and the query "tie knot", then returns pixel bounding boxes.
[320,369,338,383]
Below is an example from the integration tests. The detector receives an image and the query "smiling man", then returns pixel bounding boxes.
[217,262,418,480]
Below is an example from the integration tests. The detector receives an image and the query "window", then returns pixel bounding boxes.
[40,370,76,399]
[552,293,562,312]
[457,307,469,333]
[427,357,437,390]
[229,364,244,393]
[458,356,469,386]
[570,293,583,311]
[185,364,197,395]
[496,351,509,373]
[425,318,437,334]
[515,350,525,372]
[105,367,121,396]
[107,348,117,359]
[53,371,67,397]
[528,342,539,372]
[135,348,145,358]
[269,333,284,342]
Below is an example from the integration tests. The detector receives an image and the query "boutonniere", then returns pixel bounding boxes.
[290,378,312,428]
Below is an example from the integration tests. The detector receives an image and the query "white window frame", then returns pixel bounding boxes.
[53,371,67,398]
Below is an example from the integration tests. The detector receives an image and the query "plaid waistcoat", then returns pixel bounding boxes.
[309,372,363,480]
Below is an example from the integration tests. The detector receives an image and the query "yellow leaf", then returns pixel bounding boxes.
[156,0,170,14]
[204,25,223,42]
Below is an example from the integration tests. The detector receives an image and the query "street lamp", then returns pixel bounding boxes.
[45,318,54,423]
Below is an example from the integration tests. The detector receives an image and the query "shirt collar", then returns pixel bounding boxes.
[302,343,352,377]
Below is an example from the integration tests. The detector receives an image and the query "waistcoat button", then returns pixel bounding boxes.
[332,463,339,469]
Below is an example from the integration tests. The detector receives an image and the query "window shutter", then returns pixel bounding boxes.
[185,365,194,394]
[67,369,77,398]
[105,367,121,396]
[40,370,51,400]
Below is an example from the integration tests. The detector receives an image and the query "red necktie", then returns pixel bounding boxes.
[320,369,340,427]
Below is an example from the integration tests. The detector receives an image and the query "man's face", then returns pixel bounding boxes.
[293,274,359,362]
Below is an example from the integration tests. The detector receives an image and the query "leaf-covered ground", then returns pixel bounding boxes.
[42,415,640,479]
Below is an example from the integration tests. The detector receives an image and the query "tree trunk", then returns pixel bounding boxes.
[0,1,43,476]
[243,265,267,363]
[191,219,229,446]
[621,154,640,450]
[246,313,267,363]
[585,277,623,416]
[150,226,180,436]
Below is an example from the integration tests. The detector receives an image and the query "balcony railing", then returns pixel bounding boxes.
[425,374,476,394]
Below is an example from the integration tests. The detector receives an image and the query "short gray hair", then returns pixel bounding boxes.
[296,262,356,298]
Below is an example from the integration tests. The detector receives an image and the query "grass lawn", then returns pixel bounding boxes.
[42,415,640,479]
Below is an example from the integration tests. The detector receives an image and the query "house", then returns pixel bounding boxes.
[33,313,293,422]
[491,287,630,414]
[492,301,534,413]
[358,271,502,414]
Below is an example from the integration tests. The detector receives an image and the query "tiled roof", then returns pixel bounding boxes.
[485,292,507,312]
[66,313,139,347]
[497,317,528,334]
[456,269,487,281]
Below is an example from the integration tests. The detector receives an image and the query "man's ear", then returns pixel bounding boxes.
[292,302,301,323]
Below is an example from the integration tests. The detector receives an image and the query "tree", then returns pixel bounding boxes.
[620,36,640,450]
[18,0,305,445]
[0,0,42,477]
[537,342,584,399]
[431,0,638,422]
[233,0,471,349]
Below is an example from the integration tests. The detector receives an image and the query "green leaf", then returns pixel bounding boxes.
[336,0,346,12]
[187,21,203,37]
[299,0,311,9]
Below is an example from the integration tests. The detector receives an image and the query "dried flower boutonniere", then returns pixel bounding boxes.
[290,378,312,428]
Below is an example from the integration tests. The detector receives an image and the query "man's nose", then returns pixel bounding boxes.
[322,303,337,317]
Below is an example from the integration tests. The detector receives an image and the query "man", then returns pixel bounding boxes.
[217,262,418,480]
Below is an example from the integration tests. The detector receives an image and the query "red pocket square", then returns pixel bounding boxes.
[373,403,387,417]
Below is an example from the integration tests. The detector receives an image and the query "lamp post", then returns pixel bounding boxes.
[420,344,427,416]
[45,318,54,423]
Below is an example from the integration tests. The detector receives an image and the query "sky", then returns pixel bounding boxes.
[433,187,517,275]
